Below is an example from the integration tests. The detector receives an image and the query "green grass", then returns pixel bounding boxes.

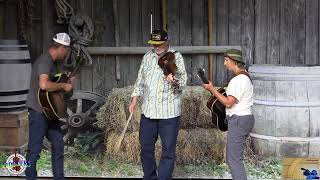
[36,150,52,170]
[0,153,6,163]
[14,149,281,179]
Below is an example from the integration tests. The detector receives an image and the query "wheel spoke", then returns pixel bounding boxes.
[76,99,83,113]
[61,124,68,130]
[85,102,99,115]
[67,107,73,116]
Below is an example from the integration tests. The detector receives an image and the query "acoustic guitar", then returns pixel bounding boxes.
[197,68,228,131]
[38,55,82,121]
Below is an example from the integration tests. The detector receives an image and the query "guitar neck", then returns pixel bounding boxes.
[67,54,83,81]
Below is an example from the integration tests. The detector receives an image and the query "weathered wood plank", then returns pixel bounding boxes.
[167,0,180,46]
[42,0,55,52]
[215,0,229,87]
[306,0,318,65]
[128,0,143,86]
[280,0,305,65]
[254,0,267,64]
[228,0,242,79]
[191,0,207,84]
[118,0,130,88]
[78,0,93,91]
[179,0,192,85]
[267,0,280,65]
[241,0,255,67]
[0,0,4,38]
[29,0,43,61]
[91,0,105,95]
[86,46,241,55]
[153,0,161,30]
[101,0,117,94]
[4,0,17,38]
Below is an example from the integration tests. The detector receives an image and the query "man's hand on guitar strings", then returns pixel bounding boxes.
[203,80,215,93]
[68,77,76,87]
[63,83,73,92]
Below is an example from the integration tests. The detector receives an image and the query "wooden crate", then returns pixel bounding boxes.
[0,112,28,154]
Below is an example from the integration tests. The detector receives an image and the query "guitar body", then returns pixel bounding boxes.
[206,88,228,131]
[196,68,228,131]
[38,74,68,121]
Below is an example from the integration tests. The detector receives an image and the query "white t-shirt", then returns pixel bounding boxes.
[226,74,253,116]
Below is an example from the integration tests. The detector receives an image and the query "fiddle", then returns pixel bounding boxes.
[158,51,179,88]
[158,51,177,76]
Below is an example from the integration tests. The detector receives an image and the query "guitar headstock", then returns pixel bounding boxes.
[196,68,209,84]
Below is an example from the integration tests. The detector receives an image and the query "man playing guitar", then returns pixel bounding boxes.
[25,33,73,180]
[202,49,254,180]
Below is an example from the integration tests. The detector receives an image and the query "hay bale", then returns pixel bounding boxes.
[105,128,227,165]
[180,86,213,129]
[96,86,142,133]
[96,86,215,132]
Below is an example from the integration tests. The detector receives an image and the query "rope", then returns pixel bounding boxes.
[55,0,74,24]
[54,0,94,68]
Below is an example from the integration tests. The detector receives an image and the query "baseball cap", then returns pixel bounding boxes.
[147,29,168,45]
[53,33,71,46]
[224,49,244,64]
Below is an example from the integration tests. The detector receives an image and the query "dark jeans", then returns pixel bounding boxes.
[139,114,180,180]
[226,114,255,180]
[25,109,64,180]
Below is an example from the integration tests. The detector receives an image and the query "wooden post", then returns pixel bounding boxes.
[113,0,121,81]
[161,0,167,30]
[208,0,213,82]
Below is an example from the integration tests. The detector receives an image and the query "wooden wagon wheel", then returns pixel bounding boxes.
[42,91,105,149]
[61,91,105,145]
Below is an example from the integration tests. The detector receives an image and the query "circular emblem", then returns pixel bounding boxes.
[5,153,28,175]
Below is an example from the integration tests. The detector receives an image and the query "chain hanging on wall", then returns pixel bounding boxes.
[55,0,94,68]
[17,0,33,40]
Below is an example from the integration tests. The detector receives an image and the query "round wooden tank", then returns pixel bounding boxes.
[0,39,31,113]
[249,65,320,157]
[0,39,31,153]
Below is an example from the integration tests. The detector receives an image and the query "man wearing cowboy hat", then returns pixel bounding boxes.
[129,29,187,180]
[202,49,255,180]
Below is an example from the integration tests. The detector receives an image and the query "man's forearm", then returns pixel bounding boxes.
[42,81,66,92]
[211,89,228,106]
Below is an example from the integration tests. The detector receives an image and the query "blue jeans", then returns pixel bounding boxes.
[139,114,180,180]
[25,109,64,180]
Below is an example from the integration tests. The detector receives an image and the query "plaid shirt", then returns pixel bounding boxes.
[131,48,187,119]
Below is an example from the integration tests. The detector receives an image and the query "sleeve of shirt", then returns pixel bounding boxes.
[37,59,51,77]
[174,52,187,89]
[131,54,146,97]
[226,76,246,102]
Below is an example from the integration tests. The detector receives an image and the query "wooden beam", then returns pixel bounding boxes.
[86,46,241,55]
